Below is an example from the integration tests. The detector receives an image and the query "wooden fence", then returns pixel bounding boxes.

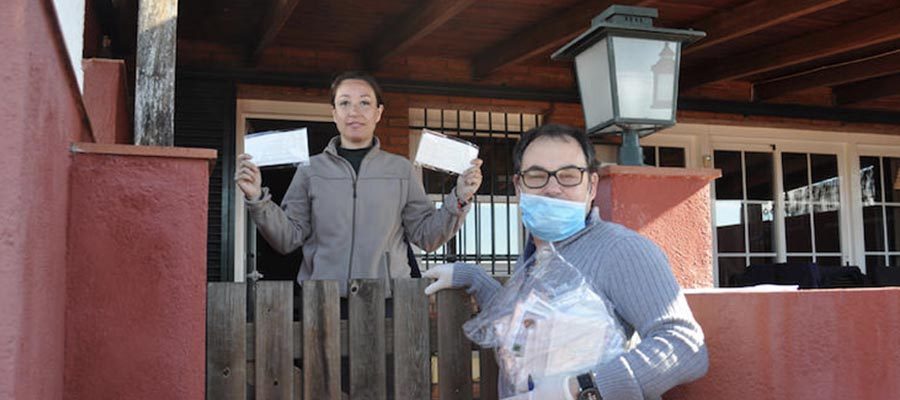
[207,279,500,400]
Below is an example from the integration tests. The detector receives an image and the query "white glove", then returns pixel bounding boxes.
[501,374,576,400]
[422,263,457,295]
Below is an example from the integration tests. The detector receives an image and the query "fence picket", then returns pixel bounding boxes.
[479,348,499,400]
[479,277,506,400]
[302,280,341,400]
[437,290,474,400]
[207,283,247,400]
[348,280,387,400]
[255,281,293,400]
[393,279,431,400]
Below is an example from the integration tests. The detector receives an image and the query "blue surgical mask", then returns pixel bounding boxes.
[520,193,587,242]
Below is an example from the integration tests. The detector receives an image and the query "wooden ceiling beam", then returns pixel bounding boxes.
[471,0,652,79]
[753,50,900,101]
[682,7,900,90]
[249,0,303,63]
[683,0,847,55]
[833,73,900,106]
[364,0,477,70]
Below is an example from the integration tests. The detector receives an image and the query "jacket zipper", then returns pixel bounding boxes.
[383,252,393,293]
[347,169,358,288]
[329,144,372,290]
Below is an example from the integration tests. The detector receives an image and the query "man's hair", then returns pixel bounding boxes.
[329,71,385,107]
[513,123,599,173]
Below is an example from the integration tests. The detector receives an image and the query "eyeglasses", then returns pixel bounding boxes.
[518,166,588,189]
[335,99,376,114]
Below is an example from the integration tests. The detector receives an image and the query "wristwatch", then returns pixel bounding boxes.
[576,372,603,400]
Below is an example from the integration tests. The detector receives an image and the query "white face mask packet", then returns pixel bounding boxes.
[413,129,479,175]
[244,128,310,167]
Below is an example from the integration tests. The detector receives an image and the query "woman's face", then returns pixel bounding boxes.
[332,79,384,149]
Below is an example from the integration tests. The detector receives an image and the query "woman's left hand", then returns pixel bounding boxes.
[456,159,483,204]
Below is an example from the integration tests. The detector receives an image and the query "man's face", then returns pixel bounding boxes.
[515,136,598,210]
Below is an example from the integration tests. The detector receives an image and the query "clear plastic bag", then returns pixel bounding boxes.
[463,243,626,397]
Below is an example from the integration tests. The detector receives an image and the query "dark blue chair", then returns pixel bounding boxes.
[818,265,868,288]
[868,265,900,287]
[731,263,821,289]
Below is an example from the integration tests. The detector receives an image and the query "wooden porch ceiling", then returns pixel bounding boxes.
[97,0,900,125]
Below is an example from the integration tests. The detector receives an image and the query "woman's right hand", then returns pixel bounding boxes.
[235,154,262,200]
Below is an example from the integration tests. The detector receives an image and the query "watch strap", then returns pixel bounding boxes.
[576,373,602,400]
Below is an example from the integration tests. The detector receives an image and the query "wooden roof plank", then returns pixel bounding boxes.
[250,0,303,63]
[753,50,900,101]
[682,7,900,90]
[684,0,848,55]
[365,0,477,70]
[471,0,653,79]
[833,73,900,106]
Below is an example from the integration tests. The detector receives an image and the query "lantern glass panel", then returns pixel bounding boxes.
[575,37,614,132]
[611,36,678,122]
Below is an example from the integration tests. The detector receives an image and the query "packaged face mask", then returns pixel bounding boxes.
[463,243,626,398]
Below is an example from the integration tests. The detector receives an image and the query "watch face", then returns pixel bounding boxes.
[578,388,602,400]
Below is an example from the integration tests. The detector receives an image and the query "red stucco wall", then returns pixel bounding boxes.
[0,1,92,399]
[83,59,132,144]
[597,166,720,288]
[65,144,215,400]
[670,288,900,399]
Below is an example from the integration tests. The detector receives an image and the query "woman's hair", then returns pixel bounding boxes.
[329,71,385,107]
[513,123,599,173]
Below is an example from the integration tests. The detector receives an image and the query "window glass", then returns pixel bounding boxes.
[714,151,743,200]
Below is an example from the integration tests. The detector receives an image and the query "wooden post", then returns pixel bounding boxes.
[348,280,387,400]
[393,279,431,400]
[255,282,294,400]
[207,283,248,400]
[302,280,341,400]
[437,290,474,400]
[135,0,178,146]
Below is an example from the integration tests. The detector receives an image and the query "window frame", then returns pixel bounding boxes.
[709,139,852,285]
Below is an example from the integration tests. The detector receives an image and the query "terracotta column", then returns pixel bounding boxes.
[596,166,720,288]
[82,59,132,144]
[65,143,216,400]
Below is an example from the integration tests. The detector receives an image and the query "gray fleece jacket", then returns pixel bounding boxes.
[246,137,469,296]
[452,209,709,399]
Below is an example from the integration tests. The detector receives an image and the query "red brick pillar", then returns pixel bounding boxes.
[65,143,216,400]
[82,59,132,145]
[596,166,721,288]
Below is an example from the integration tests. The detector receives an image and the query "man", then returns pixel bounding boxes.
[424,124,708,399]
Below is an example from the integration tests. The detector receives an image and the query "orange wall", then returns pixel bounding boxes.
[0,1,92,399]
[598,166,721,288]
[670,288,900,399]
[65,144,215,400]
[82,59,132,144]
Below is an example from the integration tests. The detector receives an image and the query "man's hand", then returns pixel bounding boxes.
[422,264,459,295]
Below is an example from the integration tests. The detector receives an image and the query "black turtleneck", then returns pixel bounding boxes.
[336,144,373,175]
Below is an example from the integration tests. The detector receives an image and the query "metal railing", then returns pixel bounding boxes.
[411,108,542,275]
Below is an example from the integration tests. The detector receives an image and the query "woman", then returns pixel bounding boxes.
[235,71,482,296]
